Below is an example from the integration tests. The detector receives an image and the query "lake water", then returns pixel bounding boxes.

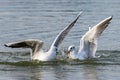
[0,0,120,80]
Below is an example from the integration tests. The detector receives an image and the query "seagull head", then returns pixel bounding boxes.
[67,45,76,55]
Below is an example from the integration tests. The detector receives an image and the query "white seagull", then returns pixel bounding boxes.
[67,16,112,60]
[4,12,82,61]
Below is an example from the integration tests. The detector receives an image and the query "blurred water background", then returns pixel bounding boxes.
[0,0,120,80]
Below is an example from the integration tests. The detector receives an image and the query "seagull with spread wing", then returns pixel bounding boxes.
[4,12,82,61]
[67,16,112,60]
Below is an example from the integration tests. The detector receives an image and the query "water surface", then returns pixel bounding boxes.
[0,0,120,80]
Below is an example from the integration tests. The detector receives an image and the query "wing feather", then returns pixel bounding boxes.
[4,39,44,52]
[84,16,112,43]
[79,16,112,57]
[52,12,82,47]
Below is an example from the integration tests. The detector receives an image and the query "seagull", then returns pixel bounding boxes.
[4,12,82,61]
[67,16,112,60]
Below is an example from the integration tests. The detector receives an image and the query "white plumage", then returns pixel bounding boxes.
[67,16,112,60]
[5,12,82,61]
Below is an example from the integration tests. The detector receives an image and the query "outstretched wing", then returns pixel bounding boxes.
[79,16,112,57]
[51,12,82,48]
[4,39,44,53]
[84,16,112,42]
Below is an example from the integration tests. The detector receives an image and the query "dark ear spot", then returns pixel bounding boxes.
[56,48,58,51]
[71,47,74,50]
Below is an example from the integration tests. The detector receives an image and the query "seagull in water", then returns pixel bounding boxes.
[67,16,112,60]
[4,12,82,61]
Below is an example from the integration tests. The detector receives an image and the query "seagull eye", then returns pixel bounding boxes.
[70,47,73,50]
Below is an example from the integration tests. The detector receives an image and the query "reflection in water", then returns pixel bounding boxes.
[29,65,68,80]
[0,50,120,80]
[81,65,98,80]
[28,65,98,80]
[0,56,120,80]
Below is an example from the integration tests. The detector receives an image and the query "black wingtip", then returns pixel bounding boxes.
[4,43,13,48]
[76,11,83,20]
[109,16,113,20]
[4,44,9,47]
[106,16,113,21]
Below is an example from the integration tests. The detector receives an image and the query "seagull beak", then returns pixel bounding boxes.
[66,50,71,55]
